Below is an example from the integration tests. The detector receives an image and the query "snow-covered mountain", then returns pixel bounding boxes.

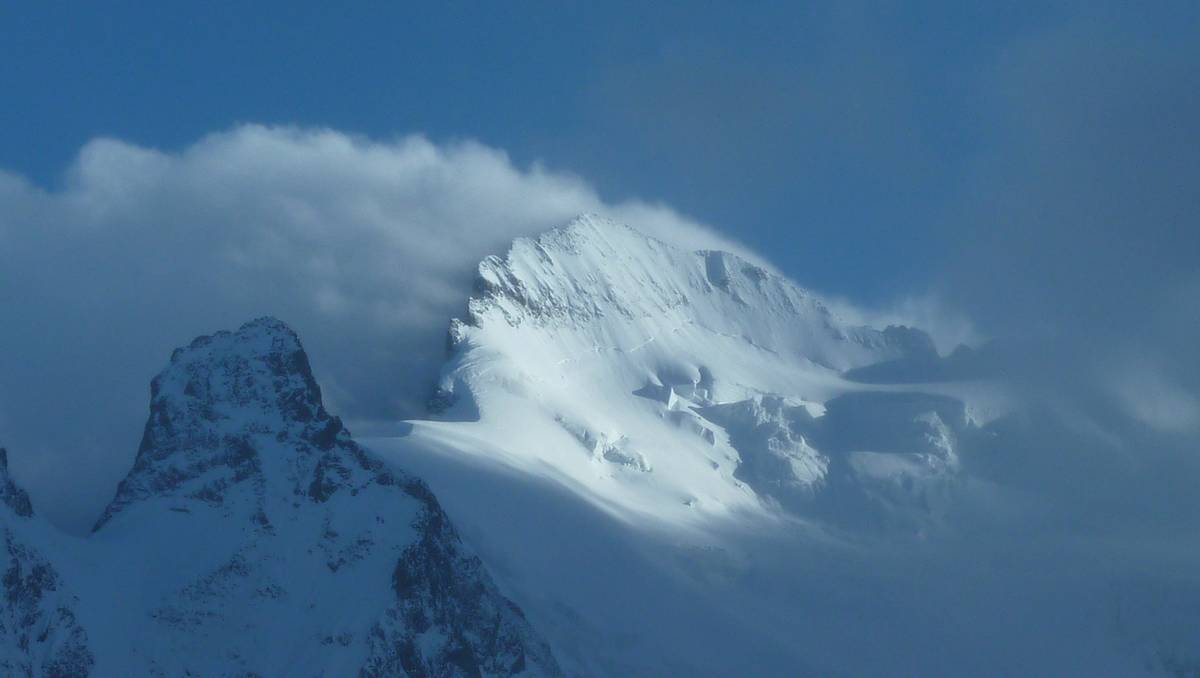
[418,216,990,532]
[2,215,1193,676]
[4,318,560,676]
[365,216,1185,676]
[356,217,994,674]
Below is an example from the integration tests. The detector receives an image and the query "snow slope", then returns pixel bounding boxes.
[2,215,1194,676]
[366,216,1194,676]
[419,215,993,532]
[23,318,560,676]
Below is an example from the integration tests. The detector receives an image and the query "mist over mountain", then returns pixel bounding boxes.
[0,126,762,532]
[3,3,1198,675]
[0,205,1197,674]
[367,216,1199,674]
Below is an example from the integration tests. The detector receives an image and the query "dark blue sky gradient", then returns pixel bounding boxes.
[0,2,1075,304]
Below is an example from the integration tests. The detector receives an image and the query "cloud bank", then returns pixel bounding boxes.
[930,8,1200,546]
[0,8,1195,576]
[0,125,751,530]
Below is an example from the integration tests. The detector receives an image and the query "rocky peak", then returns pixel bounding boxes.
[79,318,560,675]
[152,315,330,433]
[0,449,33,519]
[94,316,351,530]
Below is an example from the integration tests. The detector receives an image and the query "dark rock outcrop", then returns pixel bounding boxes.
[89,317,559,676]
[0,450,93,677]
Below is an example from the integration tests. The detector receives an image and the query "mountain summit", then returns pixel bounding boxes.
[10,317,560,676]
[426,215,968,529]
[3,217,1186,676]
[369,216,1003,674]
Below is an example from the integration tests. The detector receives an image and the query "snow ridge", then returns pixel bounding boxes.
[428,215,962,532]
[464,215,925,370]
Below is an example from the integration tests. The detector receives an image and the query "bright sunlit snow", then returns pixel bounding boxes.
[359,217,1195,676]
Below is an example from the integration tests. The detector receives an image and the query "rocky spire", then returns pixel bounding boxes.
[84,317,559,675]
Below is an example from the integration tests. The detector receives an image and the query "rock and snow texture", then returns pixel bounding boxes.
[2,318,559,676]
[2,215,1193,676]
[426,215,973,530]
[356,217,1004,674]
[367,216,1192,676]
[0,450,93,677]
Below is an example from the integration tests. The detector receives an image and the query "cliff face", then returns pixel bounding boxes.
[0,449,93,678]
[2,318,558,676]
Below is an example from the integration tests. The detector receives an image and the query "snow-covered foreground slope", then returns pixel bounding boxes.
[375,427,1182,677]
[5,318,560,676]
[364,216,1199,676]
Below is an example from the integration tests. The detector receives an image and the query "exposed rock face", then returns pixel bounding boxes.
[0,450,33,520]
[372,479,548,677]
[0,450,93,677]
[96,317,558,675]
[93,316,354,531]
[13,317,558,676]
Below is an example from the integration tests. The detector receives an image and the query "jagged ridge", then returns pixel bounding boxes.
[462,215,928,370]
[0,318,559,676]
[89,317,559,675]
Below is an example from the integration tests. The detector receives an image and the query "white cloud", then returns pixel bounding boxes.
[1108,360,1200,435]
[823,292,980,355]
[0,125,756,530]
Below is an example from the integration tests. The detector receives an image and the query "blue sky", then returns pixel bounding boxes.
[1,2,1073,304]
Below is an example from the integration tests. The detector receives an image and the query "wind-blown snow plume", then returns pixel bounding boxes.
[0,126,756,530]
